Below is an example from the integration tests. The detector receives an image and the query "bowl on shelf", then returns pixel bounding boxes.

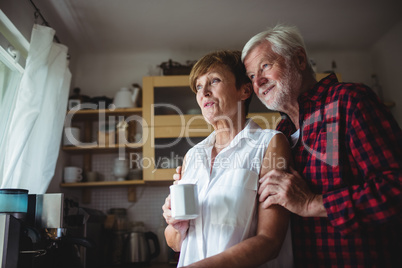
[128,169,143,180]
[187,108,201,114]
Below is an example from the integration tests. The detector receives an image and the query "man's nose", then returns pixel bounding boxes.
[255,74,268,91]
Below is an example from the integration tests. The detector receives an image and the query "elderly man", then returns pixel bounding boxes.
[242,24,402,267]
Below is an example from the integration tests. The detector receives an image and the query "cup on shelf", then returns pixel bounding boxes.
[85,171,98,182]
[187,108,201,114]
[64,167,83,183]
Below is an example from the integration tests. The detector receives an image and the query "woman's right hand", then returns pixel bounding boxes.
[163,165,184,224]
[163,163,189,251]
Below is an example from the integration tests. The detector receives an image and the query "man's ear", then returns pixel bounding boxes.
[294,47,308,71]
[241,83,252,100]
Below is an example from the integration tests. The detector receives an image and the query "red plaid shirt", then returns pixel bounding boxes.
[276,73,402,267]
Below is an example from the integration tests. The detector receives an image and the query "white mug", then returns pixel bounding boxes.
[63,127,80,146]
[170,184,199,220]
[64,167,83,183]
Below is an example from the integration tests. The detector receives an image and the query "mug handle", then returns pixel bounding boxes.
[77,174,83,182]
[77,168,83,174]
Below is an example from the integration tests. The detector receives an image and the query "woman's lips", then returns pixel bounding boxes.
[204,101,214,107]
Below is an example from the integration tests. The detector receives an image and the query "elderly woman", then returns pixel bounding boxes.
[162,50,293,268]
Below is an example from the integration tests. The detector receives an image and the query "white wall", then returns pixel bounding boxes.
[73,48,375,97]
[371,19,402,126]
[309,49,373,85]
[72,49,210,97]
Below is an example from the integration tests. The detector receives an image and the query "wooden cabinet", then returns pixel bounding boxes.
[60,107,146,198]
[142,75,194,182]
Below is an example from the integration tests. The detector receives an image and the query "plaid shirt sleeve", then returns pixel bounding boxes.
[323,84,402,236]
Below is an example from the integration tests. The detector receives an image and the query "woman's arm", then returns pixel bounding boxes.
[164,220,189,252]
[185,133,292,268]
[163,155,190,252]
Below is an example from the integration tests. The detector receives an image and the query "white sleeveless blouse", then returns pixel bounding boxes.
[177,119,293,267]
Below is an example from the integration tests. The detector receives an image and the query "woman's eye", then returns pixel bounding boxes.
[196,85,202,91]
[211,78,220,84]
[249,74,255,80]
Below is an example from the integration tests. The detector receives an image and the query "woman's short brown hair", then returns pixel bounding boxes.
[189,50,253,116]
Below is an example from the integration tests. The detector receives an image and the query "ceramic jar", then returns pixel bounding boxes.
[113,158,129,181]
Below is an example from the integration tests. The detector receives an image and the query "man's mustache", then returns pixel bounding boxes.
[258,82,275,95]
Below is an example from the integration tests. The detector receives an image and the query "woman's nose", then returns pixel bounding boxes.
[201,86,211,96]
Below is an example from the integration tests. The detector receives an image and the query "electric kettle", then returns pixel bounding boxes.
[123,230,160,264]
[113,84,141,108]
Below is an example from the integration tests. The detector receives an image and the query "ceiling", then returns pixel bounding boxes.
[37,0,402,54]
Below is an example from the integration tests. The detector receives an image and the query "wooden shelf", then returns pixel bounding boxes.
[384,101,396,108]
[68,107,142,115]
[60,180,145,188]
[60,180,146,204]
[62,142,143,152]
[66,107,142,121]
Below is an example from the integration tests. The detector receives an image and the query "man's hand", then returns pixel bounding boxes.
[258,167,327,217]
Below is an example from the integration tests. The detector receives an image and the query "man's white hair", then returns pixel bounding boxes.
[242,24,311,69]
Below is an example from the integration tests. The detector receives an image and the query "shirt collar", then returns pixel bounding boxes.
[195,119,261,150]
[298,72,338,103]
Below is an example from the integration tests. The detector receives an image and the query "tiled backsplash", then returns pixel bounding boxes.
[82,185,170,232]
[92,153,123,181]
[67,151,171,232]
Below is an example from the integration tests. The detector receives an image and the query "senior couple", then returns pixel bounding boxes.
[162,25,402,268]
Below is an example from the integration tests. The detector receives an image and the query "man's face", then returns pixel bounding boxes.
[244,41,302,112]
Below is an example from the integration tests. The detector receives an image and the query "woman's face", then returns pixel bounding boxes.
[195,65,245,126]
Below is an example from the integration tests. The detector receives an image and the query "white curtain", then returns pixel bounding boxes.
[0,24,71,194]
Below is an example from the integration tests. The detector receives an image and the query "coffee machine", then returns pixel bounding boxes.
[1,193,62,267]
[0,192,103,268]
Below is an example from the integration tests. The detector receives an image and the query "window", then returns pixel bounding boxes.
[0,10,27,147]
